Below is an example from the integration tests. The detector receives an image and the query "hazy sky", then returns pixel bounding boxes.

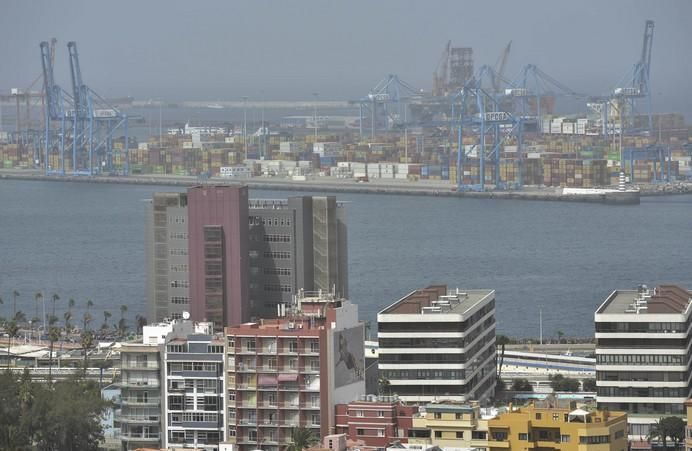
[1,0,691,113]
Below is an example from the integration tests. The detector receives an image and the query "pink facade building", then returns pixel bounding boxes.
[188,184,249,327]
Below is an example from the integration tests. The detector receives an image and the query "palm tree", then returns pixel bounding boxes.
[80,329,94,370]
[496,334,510,381]
[13,311,27,324]
[6,321,19,368]
[86,299,94,315]
[648,420,666,449]
[12,290,19,317]
[50,293,60,320]
[285,427,318,451]
[47,315,61,381]
[119,305,128,338]
[135,315,147,335]
[82,311,93,332]
[102,311,112,331]
[63,311,73,334]
[34,292,43,331]
[67,298,75,323]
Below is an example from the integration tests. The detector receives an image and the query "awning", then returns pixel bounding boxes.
[258,375,278,386]
[278,373,298,382]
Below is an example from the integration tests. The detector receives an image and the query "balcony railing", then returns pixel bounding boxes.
[117,415,160,424]
[121,398,161,406]
[121,432,160,441]
[121,380,160,388]
[122,362,159,370]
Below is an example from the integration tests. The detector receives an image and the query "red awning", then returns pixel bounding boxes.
[258,375,278,386]
[278,373,298,382]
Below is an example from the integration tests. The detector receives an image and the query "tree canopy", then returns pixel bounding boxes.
[0,369,111,451]
[549,374,580,392]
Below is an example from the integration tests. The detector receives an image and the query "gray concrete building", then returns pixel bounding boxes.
[146,192,190,322]
[247,196,348,319]
[146,192,348,324]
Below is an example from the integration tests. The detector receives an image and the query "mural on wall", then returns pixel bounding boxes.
[334,326,365,388]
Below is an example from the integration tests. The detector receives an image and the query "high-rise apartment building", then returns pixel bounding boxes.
[120,319,203,451]
[146,192,189,322]
[595,284,692,437]
[146,188,348,327]
[377,285,496,403]
[188,185,250,327]
[247,196,348,319]
[223,290,365,451]
[163,330,225,450]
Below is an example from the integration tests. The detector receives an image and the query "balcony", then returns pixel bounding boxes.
[238,419,257,426]
[281,402,300,409]
[279,385,299,392]
[121,432,160,442]
[122,362,159,371]
[488,440,510,448]
[259,401,279,409]
[236,384,257,390]
[117,414,160,424]
[279,348,298,355]
[238,347,257,355]
[301,403,321,410]
[121,398,161,407]
[258,366,278,373]
[237,364,257,372]
[121,380,160,389]
[300,367,320,374]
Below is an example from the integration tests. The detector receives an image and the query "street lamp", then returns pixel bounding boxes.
[312,92,319,143]
[242,96,248,161]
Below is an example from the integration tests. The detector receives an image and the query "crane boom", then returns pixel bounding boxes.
[67,41,89,119]
[493,41,512,93]
[40,40,61,120]
[638,20,654,93]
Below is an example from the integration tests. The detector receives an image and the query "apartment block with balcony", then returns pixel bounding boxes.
[378,285,496,403]
[120,318,212,451]
[488,404,627,451]
[407,402,489,450]
[120,344,164,450]
[146,192,190,323]
[595,284,692,437]
[224,291,365,451]
[163,331,225,450]
[334,395,418,451]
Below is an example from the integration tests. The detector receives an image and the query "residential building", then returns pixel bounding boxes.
[685,399,692,451]
[120,319,209,451]
[146,192,189,322]
[487,403,627,451]
[247,196,348,319]
[377,285,496,403]
[101,384,121,451]
[223,290,365,451]
[163,329,225,450]
[407,402,489,450]
[334,395,418,451]
[188,184,250,328]
[146,189,348,327]
[595,284,692,437]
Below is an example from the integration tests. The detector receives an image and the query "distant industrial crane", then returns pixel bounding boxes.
[492,41,512,94]
[611,20,655,137]
[356,74,421,138]
[453,65,524,192]
[64,41,129,175]
[432,40,451,97]
[40,38,72,175]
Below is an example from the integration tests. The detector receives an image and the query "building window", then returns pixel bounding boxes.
[553,413,560,421]
[354,410,364,418]
[492,432,508,441]
[377,429,385,437]
[561,435,571,443]
[435,431,442,439]
[519,433,529,441]
[535,413,542,420]
[357,429,365,436]
[456,413,463,420]
[539,430,549,440]
[377,411,385,418]
[434,413,442,419]
[456,432,464,439]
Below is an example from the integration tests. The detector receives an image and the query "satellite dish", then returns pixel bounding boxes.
[182,311,190,320]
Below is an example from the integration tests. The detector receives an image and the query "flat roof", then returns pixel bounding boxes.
[597,285,692,315]
[380,285,493,316]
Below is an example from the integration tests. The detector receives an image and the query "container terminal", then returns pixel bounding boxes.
[0,21,690,200]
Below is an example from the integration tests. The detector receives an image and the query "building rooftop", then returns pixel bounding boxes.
[597,284,692,315]
[379,285,494,316]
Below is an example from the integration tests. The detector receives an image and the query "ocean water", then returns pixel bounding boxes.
[1,178,690,338]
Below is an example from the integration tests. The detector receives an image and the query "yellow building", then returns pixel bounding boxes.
[408,402,489,449]
[488,404,627,451]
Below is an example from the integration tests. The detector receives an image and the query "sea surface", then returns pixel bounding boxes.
[1,178,691,338]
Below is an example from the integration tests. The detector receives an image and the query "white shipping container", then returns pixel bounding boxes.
[527,152,542,159]
[337,162,351,168]
[353,171,367,178]
[504,145,518,153]
[138,142,149,150]
[562,123,575,134]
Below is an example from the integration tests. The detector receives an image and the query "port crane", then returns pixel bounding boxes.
[610,20,655,137]
[66,41,129,175]
[40,39,73,175]
[355,74,421,138]
[453,65,524,192]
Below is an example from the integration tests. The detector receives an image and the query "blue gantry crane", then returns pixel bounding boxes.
[40,40,129,176]
[452,65,524,192]
[40,39,72,175]
[356,74,421,138]
[610,20,655,137]
[66,41,129,176]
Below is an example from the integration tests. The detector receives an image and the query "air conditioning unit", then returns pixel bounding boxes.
[288,322,295,329]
